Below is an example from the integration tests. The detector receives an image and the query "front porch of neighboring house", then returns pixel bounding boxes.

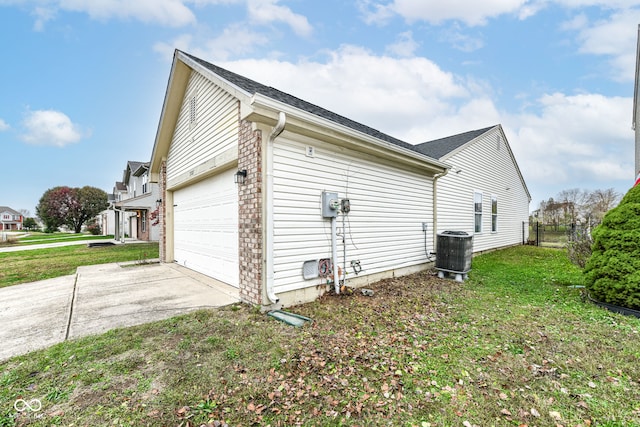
[112,194,159,242]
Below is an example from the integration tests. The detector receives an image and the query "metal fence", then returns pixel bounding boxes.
[528,221,589,248]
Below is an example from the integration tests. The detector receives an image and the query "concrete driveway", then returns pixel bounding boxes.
[0,262,240,361]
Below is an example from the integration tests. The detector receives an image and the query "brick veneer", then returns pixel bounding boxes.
[237,118,263,305]
[159,160,167,263]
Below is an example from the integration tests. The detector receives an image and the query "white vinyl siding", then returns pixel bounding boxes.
[271,137,434,294]
[436,127,529,252]
[167,71,239,182]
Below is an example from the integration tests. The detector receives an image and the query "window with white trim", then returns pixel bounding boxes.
[491,195,498,232]
[474,192,483,233]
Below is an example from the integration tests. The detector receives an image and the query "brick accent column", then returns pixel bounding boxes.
[159,160,167,263]
[238,119,263,305]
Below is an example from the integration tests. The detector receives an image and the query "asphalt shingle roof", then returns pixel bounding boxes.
[127,161,145,175]
[414,126,496,160]
[181,51,423,156]
[0,206,21,216]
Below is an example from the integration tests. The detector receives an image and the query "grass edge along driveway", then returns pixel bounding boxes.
[1,245,639,426]
[0,243,159,288]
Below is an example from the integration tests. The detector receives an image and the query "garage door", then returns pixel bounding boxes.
[173,169,238,287]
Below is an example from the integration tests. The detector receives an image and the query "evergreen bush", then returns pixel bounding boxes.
[584,184,640,309]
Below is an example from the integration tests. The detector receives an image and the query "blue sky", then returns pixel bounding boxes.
[1,0,638,216]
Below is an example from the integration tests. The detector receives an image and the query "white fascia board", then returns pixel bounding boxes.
[177,51,254,105]
[247,93,449,174]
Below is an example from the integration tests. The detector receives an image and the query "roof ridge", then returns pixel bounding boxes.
[179,50,423,155]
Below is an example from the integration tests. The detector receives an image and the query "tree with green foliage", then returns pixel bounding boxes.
[22,217,38,231]
[36,186,109,233]
[584,184,640,309]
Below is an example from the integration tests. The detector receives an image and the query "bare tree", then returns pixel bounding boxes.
[577,188,619,227]
[557,188,584,225]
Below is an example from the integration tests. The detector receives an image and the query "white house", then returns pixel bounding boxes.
[102,161,161,241]
[149,50,529,308]
[415,125,531,252]
[0,206,23,231]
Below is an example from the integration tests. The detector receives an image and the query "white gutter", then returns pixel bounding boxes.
[265,112,286,304]
[249,94,449,174]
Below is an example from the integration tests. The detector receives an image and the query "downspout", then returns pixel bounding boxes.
[432,170,448,256]
[266,112,286,304]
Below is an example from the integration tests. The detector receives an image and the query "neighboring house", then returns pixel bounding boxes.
[0,206,23,231]
[103,162,160,241]
[148,50,529,308]
[415,125,531,252]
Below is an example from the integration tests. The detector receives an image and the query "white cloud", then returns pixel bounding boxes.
[0,119,9,131]
[32,6,56,31]
[439,24,484,52]
[506,93,633,196]
[385,31,419,57]
[362,0,530,26]
[154,25,270,61]
[247,0,312,37]
[212,48,633,203]
[60,0,196,26]
[20,109,86,147]
[2,0,197,27]
[565,9,640,82]
[219,45,473,141]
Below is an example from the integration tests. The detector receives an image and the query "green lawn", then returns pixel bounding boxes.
[1,246,639,426]
[0,243,159,288]
[1,232,113,246]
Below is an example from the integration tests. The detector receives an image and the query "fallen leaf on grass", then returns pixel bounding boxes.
[500,408,512,416]
[530,408,540,417]
[549,410,562,420]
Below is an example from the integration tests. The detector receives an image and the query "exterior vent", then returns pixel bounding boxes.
[435,231,473,282]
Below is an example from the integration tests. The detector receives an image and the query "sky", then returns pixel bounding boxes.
[1,0,639,216]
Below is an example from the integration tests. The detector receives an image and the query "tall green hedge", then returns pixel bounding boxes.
[584,184,640,309]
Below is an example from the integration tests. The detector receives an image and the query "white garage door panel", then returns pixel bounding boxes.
[173,170,239,287]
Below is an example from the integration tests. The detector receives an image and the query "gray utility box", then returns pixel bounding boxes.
[435,231,473,282]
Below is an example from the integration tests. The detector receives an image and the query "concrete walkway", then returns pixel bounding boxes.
[0,262,240,361]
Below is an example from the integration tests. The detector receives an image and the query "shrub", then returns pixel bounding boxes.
[567,232,592,269]
[86,220,102,236]
[584,184,640,309]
